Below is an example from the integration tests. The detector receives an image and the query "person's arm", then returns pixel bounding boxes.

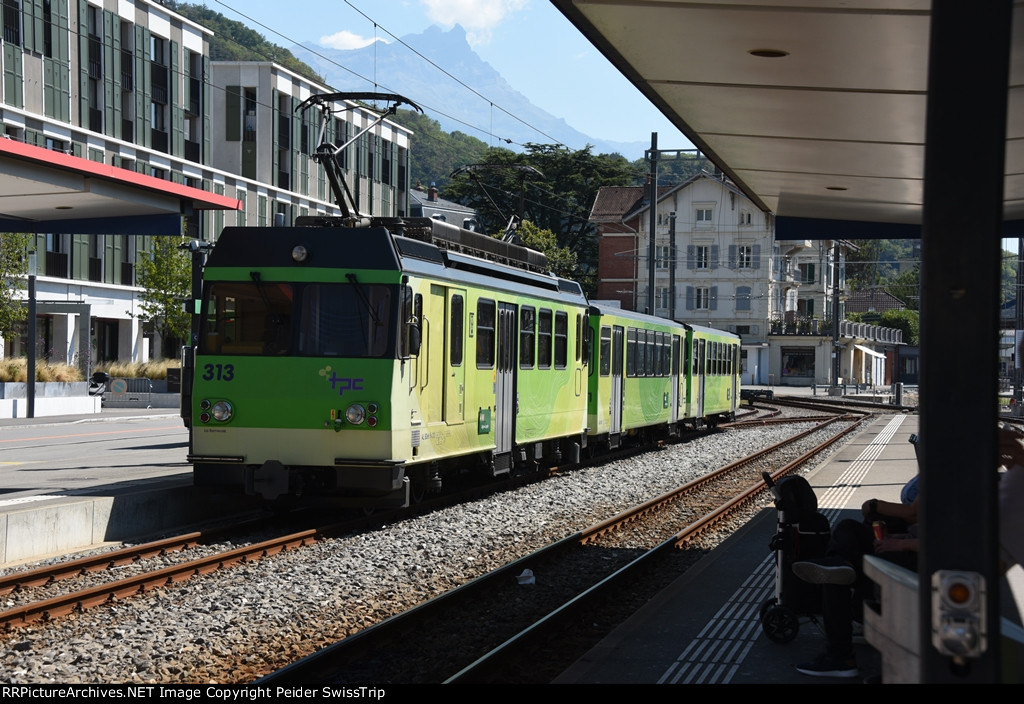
[862,495,918,523]
[874,535,919,553]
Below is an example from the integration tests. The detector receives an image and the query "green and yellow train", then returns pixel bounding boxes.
[183,217,740,509]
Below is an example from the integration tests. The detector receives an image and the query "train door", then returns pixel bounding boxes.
[445,289,466,424]
[494,302,517,466]
[696,338,707,420]
[610,325,624,438]
[731,343,740,413]
[421,286,446,424]
[671,334,681,424]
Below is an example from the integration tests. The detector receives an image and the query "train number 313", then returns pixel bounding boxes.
[201,363,235,381]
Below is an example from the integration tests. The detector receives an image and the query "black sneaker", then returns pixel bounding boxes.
[792,559,856,585]
[852,619,867,645]
[796,653,860,678]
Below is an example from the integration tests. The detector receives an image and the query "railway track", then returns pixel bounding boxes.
[0,420,743,631]
[256,415,866,684]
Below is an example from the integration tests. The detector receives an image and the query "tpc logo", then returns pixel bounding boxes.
[320,366,364,397]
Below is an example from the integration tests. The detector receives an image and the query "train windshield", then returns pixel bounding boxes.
[199,281,395,358]
[200,281,294,355]
[297,283,392,357]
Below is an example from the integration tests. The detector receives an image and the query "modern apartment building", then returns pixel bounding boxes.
[592,174,902,387]
[0,0,411,367]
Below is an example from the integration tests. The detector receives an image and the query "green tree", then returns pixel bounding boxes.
[0,233,29,337]
[517,220,587,288]
[887,265,921,310]
[136,237,192,358]
[444,143,636,276]
[160,2,324,83]
[879,309,920,346]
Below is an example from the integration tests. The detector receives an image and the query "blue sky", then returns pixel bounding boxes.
[206,0,695,151]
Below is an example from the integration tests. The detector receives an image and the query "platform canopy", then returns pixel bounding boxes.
[552,0,1024,239]
[0,137,241,235]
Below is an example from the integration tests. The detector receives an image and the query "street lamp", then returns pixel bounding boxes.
[27,251,37,418]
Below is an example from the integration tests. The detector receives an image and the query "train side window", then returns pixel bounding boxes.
[449,294,464,367]
[520,307,535,369]
[600,326,611,376]
[644,330,655,377]
[581,313,591,366]
[555,311,568,369]
[476,299,495,368]
[538,309,552,369]
[401,286,419,358]
[575,314,582,362]
[626,328,637,377]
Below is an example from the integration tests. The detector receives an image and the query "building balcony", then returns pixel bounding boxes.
[151,128,168,154]
[767,313,903,344]
[184,139,201,163]
[45,251,68,278]
[778,239,814,255]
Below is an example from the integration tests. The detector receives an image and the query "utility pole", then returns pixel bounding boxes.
[831,241,842,394]
[646,133,658,315]
[1016,237,1023,416]
[669,212,677,320]
[27,251,36,419]
[643,140,708,317]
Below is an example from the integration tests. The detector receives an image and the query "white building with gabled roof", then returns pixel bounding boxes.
[592,173,900,387]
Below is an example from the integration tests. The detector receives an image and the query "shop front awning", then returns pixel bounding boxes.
[854,344,886,359]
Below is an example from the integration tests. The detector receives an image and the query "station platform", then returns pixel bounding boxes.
[0,408,264,567]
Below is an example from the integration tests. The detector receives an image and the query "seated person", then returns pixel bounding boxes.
[793,427,1024,678]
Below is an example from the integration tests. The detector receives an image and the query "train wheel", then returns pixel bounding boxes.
[762,605,799,643]
[410,481,427,505]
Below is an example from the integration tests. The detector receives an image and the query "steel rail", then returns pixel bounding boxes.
[0,528,318,628]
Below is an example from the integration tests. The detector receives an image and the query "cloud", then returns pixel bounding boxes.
[421,0,529,45]
[319,30,390,50]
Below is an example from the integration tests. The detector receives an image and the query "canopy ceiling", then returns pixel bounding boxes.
[552,0,1024,237]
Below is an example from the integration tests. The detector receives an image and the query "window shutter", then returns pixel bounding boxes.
[753,244,761,269]
[710,245,719,270]
[710,286,719,311]
[685,286,695,310]
[728,244,736,269]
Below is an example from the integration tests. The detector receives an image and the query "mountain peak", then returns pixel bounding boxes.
[292,25,646,158]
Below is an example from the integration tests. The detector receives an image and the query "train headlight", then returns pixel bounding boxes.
[345,404,366,425]
[211,400,233,422]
